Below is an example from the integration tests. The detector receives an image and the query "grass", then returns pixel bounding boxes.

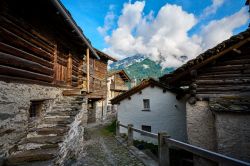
[100,120,117,136]
[133,140,158,157]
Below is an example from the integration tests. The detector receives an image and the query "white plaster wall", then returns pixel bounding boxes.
[117,86,187,144]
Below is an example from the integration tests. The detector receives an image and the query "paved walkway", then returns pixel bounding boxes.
[69,124,145,166]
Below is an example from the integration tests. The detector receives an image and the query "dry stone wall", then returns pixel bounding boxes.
[0,81,64,157]
[215,113,250,162]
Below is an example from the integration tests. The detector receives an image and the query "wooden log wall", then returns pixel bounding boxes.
[0,15,55,84]
[0,14,87,88]
[87,57,108,96]
[114,74,127,89]
[194,44,250,97]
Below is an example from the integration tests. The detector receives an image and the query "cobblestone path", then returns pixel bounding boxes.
[76,124,145,166]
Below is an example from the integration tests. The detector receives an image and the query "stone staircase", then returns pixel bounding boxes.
[5,96,86,166]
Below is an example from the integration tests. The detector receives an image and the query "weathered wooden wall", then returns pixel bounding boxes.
[88,57,108,98]
[193,44,250,98]
[0,4,87,88]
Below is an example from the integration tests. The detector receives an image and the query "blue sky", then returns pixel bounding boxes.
[61,0,249,67]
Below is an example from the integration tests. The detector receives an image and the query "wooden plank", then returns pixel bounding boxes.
[1,14,55,48]
[53,45,58,84]
[216,59,250,66]
[67,55,72,87]
[204,64,250,73]
[197,86,250,92]
[86,48,90,92]
[196,79,250,85]
[0,26,53,61]
[0,65,53,82]
[0,16,54,54]
[0,42,53,68]
[0,74,53,86]
[0,52,53,76]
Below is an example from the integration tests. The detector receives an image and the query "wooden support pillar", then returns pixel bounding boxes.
[116,121,120,136]
[158,132,170,166]
[67,54,72,87]
[53,44,57,84]
[127,124,133,146]
[86,48,90,93]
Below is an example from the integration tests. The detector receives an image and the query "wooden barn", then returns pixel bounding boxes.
[160,28,250,163]
[86,49,117,123]
[0,0,114,164]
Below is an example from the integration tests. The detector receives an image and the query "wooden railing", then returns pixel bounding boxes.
[116,121,250,166]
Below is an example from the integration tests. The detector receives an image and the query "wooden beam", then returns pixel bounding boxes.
[53,44,57,84]
[232,48,242,54]
[0,26,53,61]
[86,48,90,93]
[67,54,72,87]
[0,65,53,82]
[0,42,53,69]
[0,52,53,76]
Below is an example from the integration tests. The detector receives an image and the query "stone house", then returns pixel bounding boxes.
[0,0,114,164]
[160,28,250,163]
[107,70,131,119]
[111,78,187,144]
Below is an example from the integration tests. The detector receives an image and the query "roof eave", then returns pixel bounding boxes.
[50,0,100,60]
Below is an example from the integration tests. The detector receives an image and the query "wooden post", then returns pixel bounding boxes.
[86,48,90,93]
[127,124,133,146]
[158,132,170,166]
[67,54,72,87]
[116,121,120,136]
[53,44,57,84]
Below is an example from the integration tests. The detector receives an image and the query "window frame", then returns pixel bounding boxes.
[142,99,150,111]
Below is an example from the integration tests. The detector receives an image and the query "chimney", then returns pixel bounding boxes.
[131,78,137,88]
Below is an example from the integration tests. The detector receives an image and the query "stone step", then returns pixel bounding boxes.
[55,101,83,105]
[17,142,59,151]
[46,110,79,117]
[21,136,63,144]
[52,105,81,110]
[5,148,57,165]
[43,117,74,125]
[29,127,69,136]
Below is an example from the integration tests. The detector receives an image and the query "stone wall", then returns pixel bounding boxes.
[215,113,250,162]
[186,101,217,151]
[0,81,64,157]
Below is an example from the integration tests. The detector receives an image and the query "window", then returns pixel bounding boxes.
[143,99,150,110]
[29,101,43,118]
[141,125,151,135]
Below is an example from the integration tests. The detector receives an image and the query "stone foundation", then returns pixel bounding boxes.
[0,81,64,157]
[215,113,250,162]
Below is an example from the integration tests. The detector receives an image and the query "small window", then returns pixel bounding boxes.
[141,125,151,135]
[29,101,43,118]
[143,99,150,110]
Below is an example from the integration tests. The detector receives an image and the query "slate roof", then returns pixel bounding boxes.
[110,78,182,104]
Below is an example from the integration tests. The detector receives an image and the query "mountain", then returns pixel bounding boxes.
[109,55,174,83]
[109,54,145,71]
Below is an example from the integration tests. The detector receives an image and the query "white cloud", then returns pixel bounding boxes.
[101,1,248,68]
[201,0,225,18]
[199,7,249,49]
[97,4,116,36]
